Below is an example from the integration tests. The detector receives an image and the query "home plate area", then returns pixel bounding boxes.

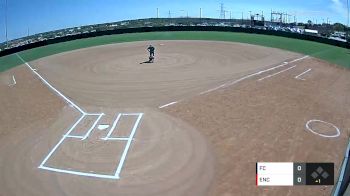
[38,112,143,179]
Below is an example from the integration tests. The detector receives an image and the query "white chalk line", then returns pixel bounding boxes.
[289,55,309,63]
[159,101,178,109]
[16,53,86,114]
[38,166,119,179]
[40,113,143,179]
[305,119,340,138]
[257,65,297,81]
[295,68,312,80]
[199,55,309,95]
[102,113,122,140]
[15,54,142,180]
[8,75,16,86]
[39,114,86,168]
[114,113,143,177]
[81,113,104,140]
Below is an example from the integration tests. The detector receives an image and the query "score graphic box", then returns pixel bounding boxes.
[256,162,334,186]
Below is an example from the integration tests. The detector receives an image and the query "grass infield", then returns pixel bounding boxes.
[1,31,349,72]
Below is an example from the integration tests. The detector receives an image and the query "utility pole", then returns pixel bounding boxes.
[200,8,202,19]
[5,0,8,47]
[347,0,349,41]
[157,8,159,18]
[220,3,225,19]
[168,10,171,18]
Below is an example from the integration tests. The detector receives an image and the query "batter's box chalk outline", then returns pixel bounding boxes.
[38,112,144,180]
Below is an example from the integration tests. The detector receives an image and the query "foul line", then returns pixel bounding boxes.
[295,68,312,80]
[159,101,178,109]
[16,53,143,180]
[16,53,85,114]
[257,65,297,81]
[199,55,309,95]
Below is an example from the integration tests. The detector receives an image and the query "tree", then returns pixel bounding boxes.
[307,20,313,26]
[333,23,345,32]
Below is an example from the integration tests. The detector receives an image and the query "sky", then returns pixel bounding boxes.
[0,0,349,42]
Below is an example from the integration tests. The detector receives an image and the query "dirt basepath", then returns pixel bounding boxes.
[31,40,299,108]
[0,41,348,196]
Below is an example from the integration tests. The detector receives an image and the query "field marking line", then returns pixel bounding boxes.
[114,113,143,178]
[305,119,340,138]
[39,114,86,168]
[39,165,119,179]
[16,53,144,179]
[81,113,105,140]
[295,68,312,80]
[8,75,16,86]
[103,137,129,141]
[257,65,297,81]
[289,55,309,63]
[159,101,178,109]
[199,55,309,95]
[199,84,227,95]
[101,113,122,140]
[65,135,84,139]
[12,75,16,85]
[15,53,86,114]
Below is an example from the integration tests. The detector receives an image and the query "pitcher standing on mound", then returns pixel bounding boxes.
[147,45,155,63]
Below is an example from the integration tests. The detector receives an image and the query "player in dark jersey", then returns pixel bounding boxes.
[147,45,155,63]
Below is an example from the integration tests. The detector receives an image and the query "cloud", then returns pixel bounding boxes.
[330,0,348,17]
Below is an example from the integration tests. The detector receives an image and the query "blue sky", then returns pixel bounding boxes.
[0,0,349,42]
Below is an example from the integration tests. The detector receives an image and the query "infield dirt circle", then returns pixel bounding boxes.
[0,40,350,196]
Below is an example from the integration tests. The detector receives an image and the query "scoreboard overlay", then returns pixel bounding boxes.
[256,162,334,186]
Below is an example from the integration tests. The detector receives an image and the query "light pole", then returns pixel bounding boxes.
[347,0,349,41]
[5,0,8,47]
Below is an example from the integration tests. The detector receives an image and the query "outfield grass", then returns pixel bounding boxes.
[1,31,349,72]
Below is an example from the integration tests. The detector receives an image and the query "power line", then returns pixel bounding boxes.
[218,3,225,19]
